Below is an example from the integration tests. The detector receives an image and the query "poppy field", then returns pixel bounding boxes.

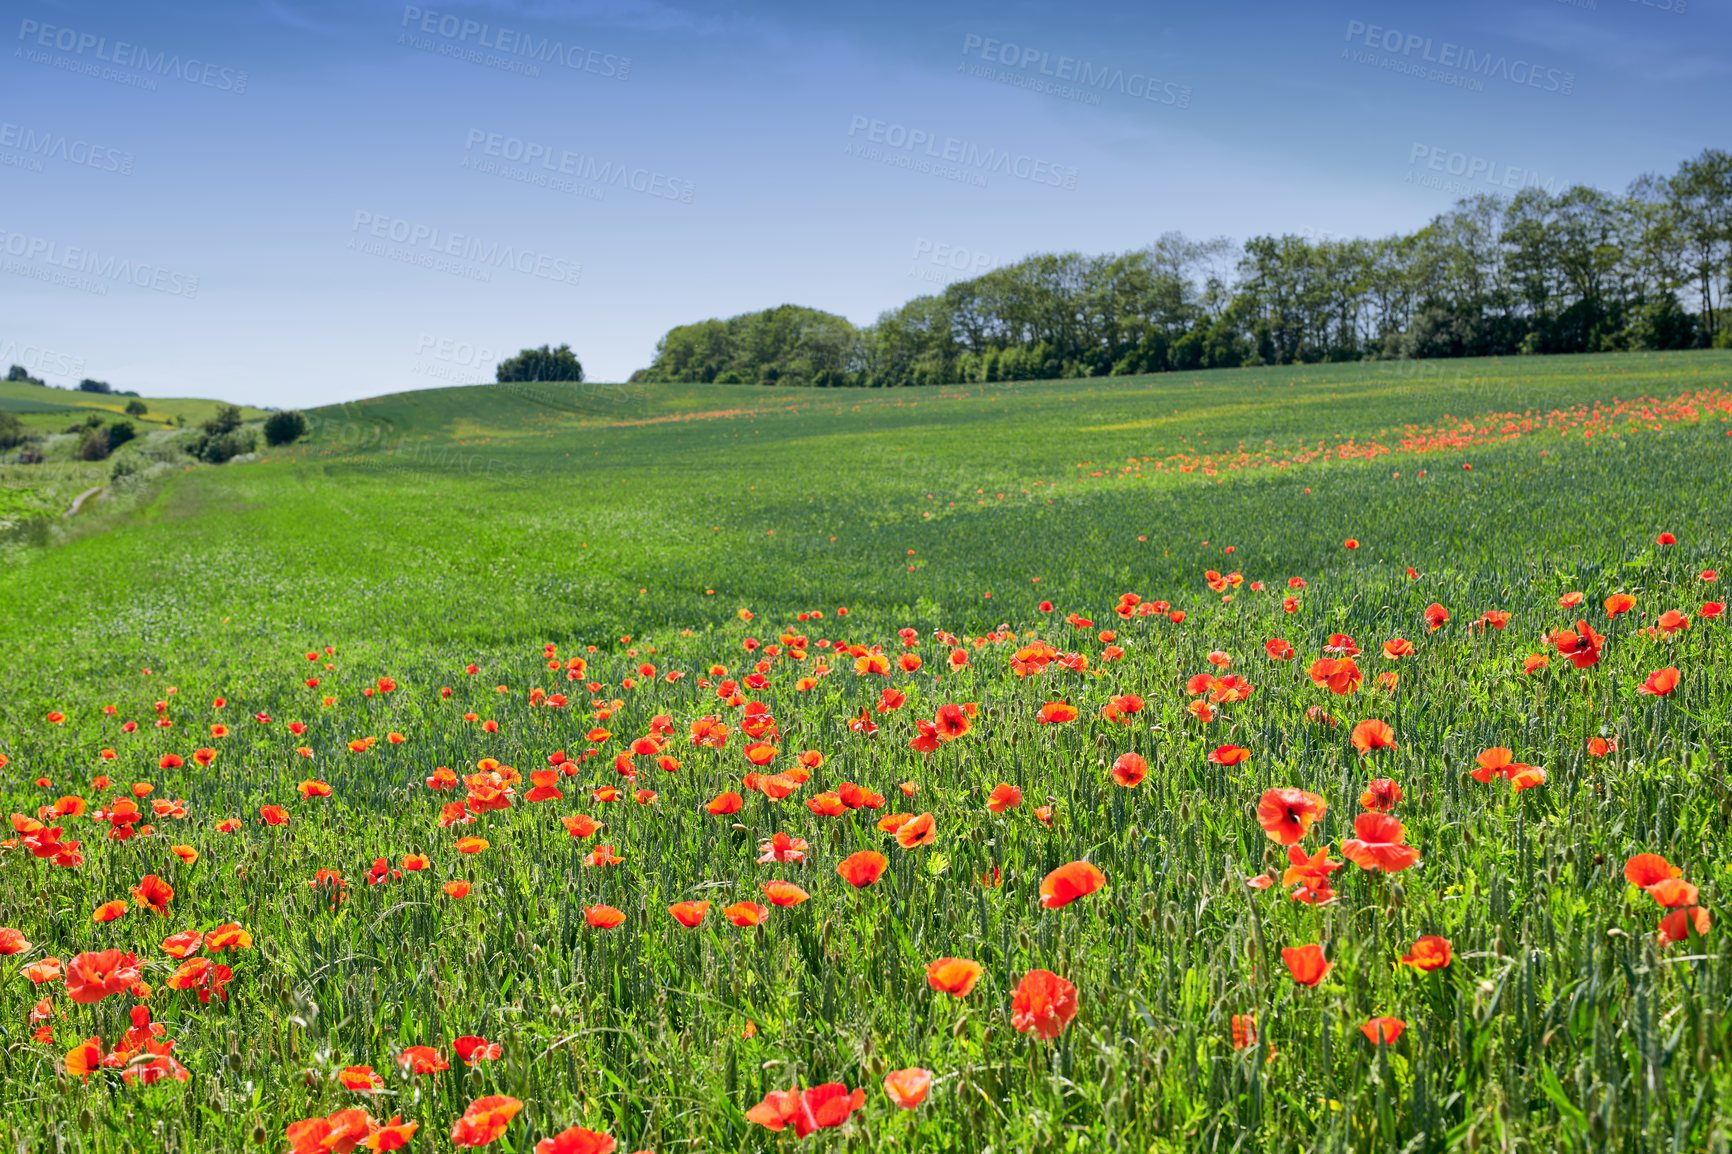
[4,351,1732,1152]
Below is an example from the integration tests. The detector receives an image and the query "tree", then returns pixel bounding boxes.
[124,399,149,417]
[496,344,584,383]
[0,410,25,450]
[106,420,137,450]
[6,365,45,386]
[77,379,112,394]
[203,404,243,436]
[263,410,309,446]
[76,426,111,461]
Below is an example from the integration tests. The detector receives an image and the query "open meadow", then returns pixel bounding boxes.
[3,350,1732,1152]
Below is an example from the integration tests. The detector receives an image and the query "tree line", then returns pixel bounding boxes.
[632,149,1731,387]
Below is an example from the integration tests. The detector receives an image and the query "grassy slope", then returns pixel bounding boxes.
[2,350,1727,686]
[2,349,1732,1150]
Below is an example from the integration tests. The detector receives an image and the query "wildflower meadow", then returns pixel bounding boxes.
[3,351,1732,1152]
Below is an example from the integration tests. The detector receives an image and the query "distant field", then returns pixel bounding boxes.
[0,379,268,427]
[1,349,1730,1151]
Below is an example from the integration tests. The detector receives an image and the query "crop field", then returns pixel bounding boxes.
[2,350,1731,1152]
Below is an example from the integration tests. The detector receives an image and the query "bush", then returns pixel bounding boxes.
[496,344,584,383]
[263,410,309,446]
[124,399,148,417]
[6,365,44,385]
[0,411,24,450]
[106,420,137,450]
[77,379,112,394]
[16,443,44,464]
[202,404,243,436]
[192,428,257,464]
[76,427,111,461]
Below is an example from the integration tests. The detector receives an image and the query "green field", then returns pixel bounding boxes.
[2,350,1730,1151]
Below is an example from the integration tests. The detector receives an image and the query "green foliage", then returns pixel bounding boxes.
[203,404,244,437]
[190,427,257,464]
[124,399,149,417]
[78,378,112,394]
[105,420,137,450]
[75,425,111,460]
[5,364,45,385]
[496,344,585,383]
[639,305,859,386]
[263,409,309,446]
[641,149,1732,387]
[1,349,1731,1150]
[0,409,24,450]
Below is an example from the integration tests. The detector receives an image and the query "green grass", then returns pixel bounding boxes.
[0,349,1730,1152]
[0,378,268,428]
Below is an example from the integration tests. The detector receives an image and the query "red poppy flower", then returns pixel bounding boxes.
[1359,777,1402,812]
[1010,969,1078,1039]
[399,1045,450,1074]
[1340,812,1419,872]
[451,1095,523,1147]
[1625,852,1682,888]
[837,850,888,887]
[65,949,142,1004]
[1111,752,1148,787]
[1658,906,1712,944]
[894,812,936,848]
[1281,943,1330,986]
[1400,935,1451,971]
[584,905,625,928]
[666,901,711,927]
[1040,861,1105,908]
[746,1084,866,1138]
[534,1127,616,1154]
[761,881,810,907]
[131,874,173,914]
[1208,744,1250,766]
[1255,787,1327,845]
[926,956,983,996]
[986,783,1022,812]
[1637,667,1680,696]
[1361,1017,1405,1045]
[724,901,769,926]
[1308,657,1362,695]
[1350,719,1396,755]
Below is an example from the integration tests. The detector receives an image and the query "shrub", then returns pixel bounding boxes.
[496,344,584,383]
[124,399,148,417]
[0,411,24,450]
[106,420,137,450]
[76,427,111,461]
[194,428,257,464]
[203,404,243,436]
[263,410,309,446]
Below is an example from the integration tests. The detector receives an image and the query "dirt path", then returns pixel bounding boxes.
[66,486,103,516]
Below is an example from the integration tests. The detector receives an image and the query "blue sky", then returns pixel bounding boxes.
[2,0,1725,405]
